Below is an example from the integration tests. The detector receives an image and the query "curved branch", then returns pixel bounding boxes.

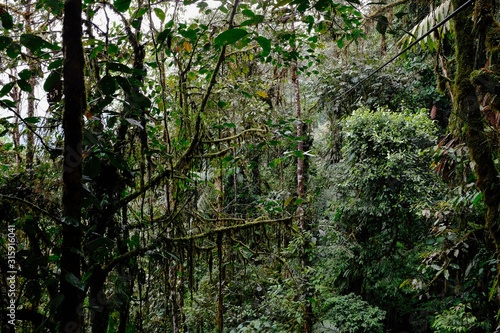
[202,128,267,144]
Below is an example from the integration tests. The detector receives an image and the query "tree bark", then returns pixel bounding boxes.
[452,0,500,324]
[58,0,85,329]
[291,44,313,333]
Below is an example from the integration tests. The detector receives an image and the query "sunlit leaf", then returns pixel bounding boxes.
[154,8,165,22]
[256,90,269,99]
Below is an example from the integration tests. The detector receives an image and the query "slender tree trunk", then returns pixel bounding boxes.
[291,50,313,333]
[25,0,35,169]
[58,0,85,329]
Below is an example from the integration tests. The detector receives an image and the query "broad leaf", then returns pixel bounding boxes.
[0,36,12,50]
[65,273,85,291]
[114,0,131,12]
[6,42,21,58]
[154,8,165,22]
[99,75,117,95]
[20,34,58,53]
[0,82,16,97]
[0,11,14,30]
[214,28,248,46]
[43,71,62,92]
[17,79,32,92]
[255,36,271,57]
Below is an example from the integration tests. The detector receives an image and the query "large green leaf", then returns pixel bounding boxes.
[6,42,21,58]
[43,71,62,92]
[17,79,32,93]
[20,34,58,54]
[0,36,12,51]
[214,28,248,46]
[255,36,271,57]
[114,0,131,12]
[0,11,14,30]
[154,8,165,22]
[99,75,117,95]
[0,82,16,97]
[64,273,85,291]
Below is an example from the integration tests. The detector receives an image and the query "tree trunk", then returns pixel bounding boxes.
[58,0,85,329]
[451,0,500,325]
[291,49,313,333]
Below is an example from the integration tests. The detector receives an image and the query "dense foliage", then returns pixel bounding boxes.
[0,0,499,332]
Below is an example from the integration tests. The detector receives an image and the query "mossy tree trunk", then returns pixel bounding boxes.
[452,0,500,323]
[58,0,86,329]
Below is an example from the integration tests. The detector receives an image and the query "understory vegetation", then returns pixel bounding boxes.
[1,0,500,332]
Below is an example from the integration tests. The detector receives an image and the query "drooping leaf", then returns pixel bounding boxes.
[125,118,144,129]
[154,8,165,22]
[255,36,271,57]
[17,79,32,93]
[24,117,40,124]
[0,82,16,97]
[43,71,62,92]
[214,28,248,46]
[65,273,85,291]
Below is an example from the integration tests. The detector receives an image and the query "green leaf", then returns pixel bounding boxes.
[0,11,14,30]
[17,79,32,93]
[6,42,21,58]
[240,15,264,27]
[99,75,117,95]
[336,38,345,49]
[114,0,131,12]
[107,62,132,73]
[0,99,16,108]
[48,58,63,70]
[0,82,16,97]
[24,117,40,124]
[154,8,165,22]
[214,28,248,46]
[255,36,271,57]
[43,71,62,92]
[20,34,57,53]
[0,36,13,51]
[65,273,85,291]
[18,69,32,80]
